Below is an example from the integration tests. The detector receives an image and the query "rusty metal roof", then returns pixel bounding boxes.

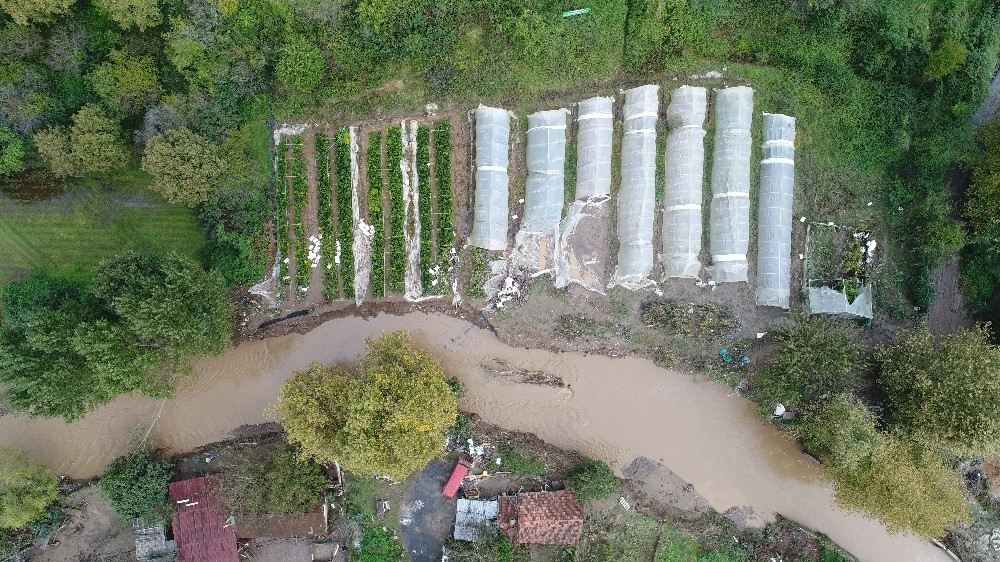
[168,477,238,562]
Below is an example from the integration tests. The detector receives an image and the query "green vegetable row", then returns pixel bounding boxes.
[416,125,433,291]
[316,132,337,300]
[335,128,355,299]
[367,131,385,298]
[275,138,289,299]
[434,121,454,262]
[386,126,405,293]
[291,136,310,295]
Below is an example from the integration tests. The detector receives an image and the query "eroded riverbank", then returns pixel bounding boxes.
[0,312,948,562]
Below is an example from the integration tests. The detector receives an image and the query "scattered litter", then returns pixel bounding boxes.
[756,332,767,339]
[618,496,632,511]
[798,253,804,260]
[774,403,786,417]
[897,206,903,211]
[800,216,806,223]
[867,201,873,206]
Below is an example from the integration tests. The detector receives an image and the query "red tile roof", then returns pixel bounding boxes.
[168,477,238,562]
[498,490,584,545]
[443,459,471,498]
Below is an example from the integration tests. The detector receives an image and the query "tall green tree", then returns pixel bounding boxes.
[95,0,161,31]
[100,450,173,521]
[0,448,58,530]
[0,126,26,176]
[275,331,458,481]
[88,49,162,116]
[0,0,74,25]
[878,325,1000,456]
[142,127,224,207]
[33,104,128,179]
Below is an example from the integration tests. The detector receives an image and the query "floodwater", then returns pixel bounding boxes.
[0,312,948,562]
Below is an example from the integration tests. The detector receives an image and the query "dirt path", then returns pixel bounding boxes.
[303,131,324,305]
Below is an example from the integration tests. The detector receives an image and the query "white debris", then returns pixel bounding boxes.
[756,332,767,339]
[773,403,786,417]
[798,253,804,260]
[867,201,873,206]
[799,216,806,223]
[618,496,632,511]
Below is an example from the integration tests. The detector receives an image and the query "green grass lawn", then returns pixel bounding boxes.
[0,171,204,283]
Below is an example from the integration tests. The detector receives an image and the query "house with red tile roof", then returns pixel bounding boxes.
[168,476,239,562]
[498,490,584,545]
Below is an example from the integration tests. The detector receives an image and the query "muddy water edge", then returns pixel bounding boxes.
[0,312,948,562]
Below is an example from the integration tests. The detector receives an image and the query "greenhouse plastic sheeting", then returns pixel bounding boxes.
[575,96,614,200]
[471,105,511,251]
[614,85,659,284]
[522,109,567,233]
[709,86,754,283]
[807,285,873,318]
[661,86,707,279]
[756,113,796,308]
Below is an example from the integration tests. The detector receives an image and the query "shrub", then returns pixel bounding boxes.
[99,450,173,521]
[276,36,325,92]
[445,526,514,562]
[924,37,968,81]
[355,526,402,562]
[877,325,1000,456]
[274,331,458,481]
[142,127,225,207]
[567,459,618,502]
[367,131,385,298]
[801,393,881,473]
[496,444,545,476]
[0,448,58,530]
[751,316,865,413]
[0,126,26,176]
[222,442,327,515]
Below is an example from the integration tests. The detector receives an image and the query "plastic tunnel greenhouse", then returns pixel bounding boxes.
[756,113,796,308]
[575,96,614,200]
[661,86,707,279]
[709,86,754,283]
[521,109,567,233]
[471,105,511,251]
[614,85,659,283]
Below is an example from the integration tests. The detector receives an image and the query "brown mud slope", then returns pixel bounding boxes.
[0,312,949,562]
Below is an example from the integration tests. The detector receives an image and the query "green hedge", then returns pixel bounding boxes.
[335,128,354,299]
[386,126,405,293]
[315,133,337,300]
[417,125,433,291]
[434,121,454,262]
[290,136,310,296]
[275,138,289,299]
[367,131,385,298]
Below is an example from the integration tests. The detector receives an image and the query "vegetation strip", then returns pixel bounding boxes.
[417,125,433,291]
[275,138,290,299]
[387,125,405,293]
[315,132,337,299]
[336,128,355,298]
[290,136,310,295]
[435,121,454,264]
[367,130,385,298]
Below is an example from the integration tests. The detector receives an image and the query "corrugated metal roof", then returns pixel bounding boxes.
[453,499,499,542]
[168,477,238,562]
[443,460,471,498]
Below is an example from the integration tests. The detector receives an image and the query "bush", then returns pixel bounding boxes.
[801,393,881,473]
[445,526,513,562]
[924,37,968,81]
[223,442,327,515]
[143,127,225,207]
[567,459,618,502]
[276,36,325,92]
[751,316,865,413]
[877,325,1000,456]
[0,448,58,530]
[355,526,402,562]
[0,126,26,176]
[100,450,173,521]
[274,331,457,481]
[496,444,545,476]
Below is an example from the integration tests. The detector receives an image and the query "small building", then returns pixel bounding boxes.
[443,459,472,498]
[168,476,238,562]
[453,499,500,541]
[133,519,171,561]
[498,491,584,545]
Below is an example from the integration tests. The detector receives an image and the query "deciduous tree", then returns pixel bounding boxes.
[0,448,58,530]
[88,49,162,116]
[0,126,25,176]
[276,35,324,92]
[275,331,458,481]
[100,450,173,520]
[33,104,127,178]
[0,0,74,25]
[878,325,1000,456]
[95,0,162,31]
[141,127,224,206]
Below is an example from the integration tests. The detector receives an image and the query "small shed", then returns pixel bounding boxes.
[168,476,238,562]
[498,491,584,545]
[443,459,472,498]
[133,519,170,561]
[453,499,500,541]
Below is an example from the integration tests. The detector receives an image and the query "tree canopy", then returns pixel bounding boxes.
[0,448,58,530]
[877,325,1000,456]
[0,126,25,176]
[0,0,74,25]
[0,253,233,419]
[276,35,325,92]
[142,127,225,207]
[88,49,162,116]
[94,0,161,31]
[275,331,458,481]
[33,104,127,178]
[100,449,173,521]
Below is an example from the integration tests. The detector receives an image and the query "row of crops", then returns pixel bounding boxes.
[272,119,455,304]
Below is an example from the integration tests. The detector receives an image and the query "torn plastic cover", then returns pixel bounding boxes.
[807,285,873,318]
[575,96,614,200]
[709,86,754,283]
[522,109,567,233]
[471,105,511,251]
[661,85,707,279]
[614,84,659,284]
[756,113,795,308]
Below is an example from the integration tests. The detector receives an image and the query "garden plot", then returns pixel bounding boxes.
[803,222,875,318]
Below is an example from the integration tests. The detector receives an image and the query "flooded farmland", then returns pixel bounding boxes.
[0,312,949,562]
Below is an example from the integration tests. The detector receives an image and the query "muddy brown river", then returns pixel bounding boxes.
[0,313,947,562]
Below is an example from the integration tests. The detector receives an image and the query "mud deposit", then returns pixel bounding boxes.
[0,312,947,562]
